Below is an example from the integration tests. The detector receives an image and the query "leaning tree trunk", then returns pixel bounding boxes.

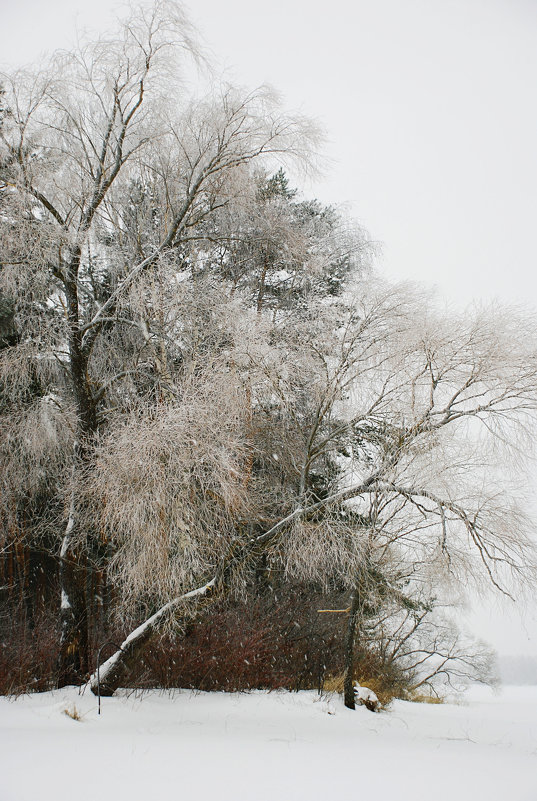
[343,584,362,709]
[89,507,303,696]
[90,534,269,695]
[90,580,217,696]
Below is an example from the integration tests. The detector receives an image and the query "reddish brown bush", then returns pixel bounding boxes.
[0,599,60,694]
[129,585,349,693]
[0,572,411,699]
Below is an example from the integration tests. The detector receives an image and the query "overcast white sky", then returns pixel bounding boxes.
[3,0,537,659]
[3,0,537,308]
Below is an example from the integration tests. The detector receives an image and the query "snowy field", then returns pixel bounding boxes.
[1,685,536,801]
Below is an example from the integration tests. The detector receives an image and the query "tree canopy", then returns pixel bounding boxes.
[1,1,536,703]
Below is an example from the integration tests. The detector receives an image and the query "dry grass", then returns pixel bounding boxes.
[63,704,82,721]
[407,691,444,704]
[322,672,345,694]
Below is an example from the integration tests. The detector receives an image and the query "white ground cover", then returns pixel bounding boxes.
[1,685,536,801]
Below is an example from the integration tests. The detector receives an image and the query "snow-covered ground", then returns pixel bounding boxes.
[1,685,536,801]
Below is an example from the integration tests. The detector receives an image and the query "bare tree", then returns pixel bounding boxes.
[376,605,499,694]
[89,284,537,696]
